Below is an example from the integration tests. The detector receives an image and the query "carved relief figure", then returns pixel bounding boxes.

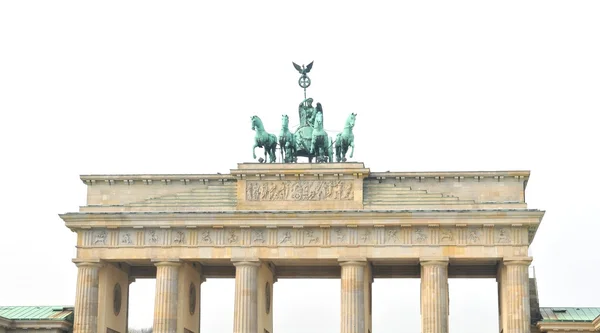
[335,228,346,242]
[253,230,266,244]
[201,230,213,244]
[305,229,320,244]
[228,230,239,244]
[246,181,354,201]
[415,228,427,243]
[173,231,185,244]
[440,229,454,242]
[149,230,159,244]
[498,228,511,243]
[94,231,107,245]
[468,229,480,243]
[386,229,399,243]
[279,231,292,244]
[121,233,133,244]
[360,229,371,243]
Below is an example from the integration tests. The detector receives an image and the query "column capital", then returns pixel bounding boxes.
[232,259,261,267]
[503,257,533,266]
[152,259,181,267]
[420,257,449,266]
[72,259,103,268]
[338,258,367,266]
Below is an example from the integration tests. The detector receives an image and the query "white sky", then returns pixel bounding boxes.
[1,1,599,333]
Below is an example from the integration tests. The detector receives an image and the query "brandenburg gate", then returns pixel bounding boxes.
[61,163,544,333]
[61,62,544,333]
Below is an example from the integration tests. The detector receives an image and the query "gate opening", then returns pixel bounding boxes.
[274,279,339,333]
[448,278,498,333]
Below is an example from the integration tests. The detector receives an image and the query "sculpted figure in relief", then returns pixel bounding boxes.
[149,230,159,244]
[246,181,354,201]
[121,233,133,244]
[305,229,320,244]
[360,229,371,243]
[335,228,346,242]
[253,230,266,244]
[415,228,427,243]
[94,231,107,245]
[441,229,454,241]
[173,231,185,244]
[468,229,480,243]
[279,231,292,244]
[228,230,239,244]
[386,229,399,243]
[201,230,213,244]
[498,228,511,243]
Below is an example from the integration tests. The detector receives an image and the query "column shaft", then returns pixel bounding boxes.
[420,258,449,333]
[233,261,260,333]
[153,262,181,333]
[504,259,532,333]
[74,262,102,333]
[340,261,366,333]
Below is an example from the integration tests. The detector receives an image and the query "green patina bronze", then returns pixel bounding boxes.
[279,114,296,163]
[335,113,356,162]
[251,115,277,163]
[250,61,357,163]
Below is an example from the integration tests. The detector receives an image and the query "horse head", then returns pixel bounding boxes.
[315,111,324,128]
[251,115,260,131]
[281,114,289,128]
[346,113,356,129]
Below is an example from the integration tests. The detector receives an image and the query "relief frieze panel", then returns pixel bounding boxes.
[226,229,240,245]
[252,229,267,245]
[145,229,165,246]
[245,180,354,201]
[467,227,483,245]
[331,227,348,245]
[385,227,401,244]
[413,227,429,244]
[303,228,322,245]
[199,228,214,245]
[358,227,373,245]
[119,229,135,246]
[277,228,294,246]
[496,228,512,244]
[171,230,187,245]
[439,228,455,244]
[82,226,527,247]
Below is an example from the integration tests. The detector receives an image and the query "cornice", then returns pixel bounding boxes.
[1,319,72,330]
[60,209,544,230]
[593,314,600,331]
[537,321,596,332]
[80,174,235,185]
[369,170,530,179]
[0,316,10,328]
[79,170,530,185]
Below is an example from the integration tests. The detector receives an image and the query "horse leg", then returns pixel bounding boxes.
[350,140,354,158]
[253,142,258,160]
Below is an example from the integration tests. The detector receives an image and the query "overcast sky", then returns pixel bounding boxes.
[1,1,599,333]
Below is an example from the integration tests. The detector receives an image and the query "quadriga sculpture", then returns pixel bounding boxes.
[251,115,277,163]
[279,115,296,163]
[335,113,356,162]
[310,111,333,163]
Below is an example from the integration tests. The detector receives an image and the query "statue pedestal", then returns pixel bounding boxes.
[231,163,369,211]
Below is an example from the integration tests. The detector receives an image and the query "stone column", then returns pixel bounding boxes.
[420,258,449,333]
[503,258,532,333]
[233,261,260,333]
[340,260,366,333]
[153,261,181,333]
[73,261,102,333]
